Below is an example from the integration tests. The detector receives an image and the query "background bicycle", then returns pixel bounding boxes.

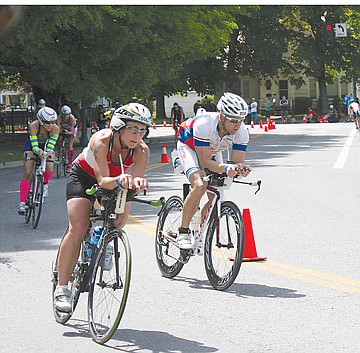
[55,133,70,178]
[51,185,164,344]
[23,152,48,229]
[155,170,261,291]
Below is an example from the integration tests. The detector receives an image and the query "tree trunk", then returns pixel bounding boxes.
[317,71,329,115]
[225,29,241,95]
[80,100,88,146]
[155,88,166,121]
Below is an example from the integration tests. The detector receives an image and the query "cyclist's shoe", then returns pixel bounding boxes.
[43,184,48,202]
[177,228,193,250]
[54,287,72,313]
[18,202,26,215]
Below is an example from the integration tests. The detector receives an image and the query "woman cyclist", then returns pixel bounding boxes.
[57,105,77,173]
[175,92,251,249]
[54,102,152,312]
[18,107,59,214]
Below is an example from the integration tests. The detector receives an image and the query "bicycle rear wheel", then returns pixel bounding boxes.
[51,227,83,324]
[32,175,43,229]
[25,173,35,223]
[88,229,131,344]
[204,201,244,291]
[55,148,62,179]
[155,195,184,278]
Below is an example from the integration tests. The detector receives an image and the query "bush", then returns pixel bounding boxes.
[294,97,313,115]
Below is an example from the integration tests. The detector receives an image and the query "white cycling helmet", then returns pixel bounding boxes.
[110,103,152,131]
[196,107,207,116]
[217,92,248,117]
[38,98,46,105]
[61,105,71,115]
[37,107,57,125]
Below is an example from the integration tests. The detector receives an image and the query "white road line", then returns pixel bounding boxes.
[332,127,356,169]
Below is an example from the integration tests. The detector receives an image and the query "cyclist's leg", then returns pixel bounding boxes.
[19,151,34,213]
[43,154,55,199]
[68,136,75,170]
[55,197,91,311]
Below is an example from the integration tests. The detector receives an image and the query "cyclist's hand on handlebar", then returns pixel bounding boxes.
[38,149,45,159]
[116,174,133,189]
[225,164,241,178]
[133,177,149,191]
[47,150,55,159]
[236,163,251,177]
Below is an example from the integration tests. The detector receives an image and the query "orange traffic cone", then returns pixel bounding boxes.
[318,115,321,123]
[242,208,267,262]
[272,120,276,129]
[303,115,307,124]
[321,115,325,123]
[250,120,254,128]
[152,122,157,129]
[160,143,169,163]
[264,123,268,132]
[163,120,167,127]
[259,120,263,128]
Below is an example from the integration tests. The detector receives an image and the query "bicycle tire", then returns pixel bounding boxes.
[204,201,244,291]
[88,229,131,344]
[25,173,35,223]
[32,174,44,229]
[155,195,184,278]
[51,227,83,324]
[55,148,61,179]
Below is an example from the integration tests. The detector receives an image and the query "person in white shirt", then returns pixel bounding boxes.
[250,98,259,124]
[349,100,360,129]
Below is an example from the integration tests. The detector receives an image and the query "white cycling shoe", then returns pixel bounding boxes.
[177,229,193,250]
[54,287,72,313]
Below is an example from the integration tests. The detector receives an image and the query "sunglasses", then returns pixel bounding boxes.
[125,125,147,137]
[43,121,55,125]
[223,115,245,123]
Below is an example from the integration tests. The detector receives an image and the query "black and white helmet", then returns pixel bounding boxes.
[60,105,71,115]
[196,107,207,116]
[110,103,152,131]
[37,107,57,125]
[217,92,248,117]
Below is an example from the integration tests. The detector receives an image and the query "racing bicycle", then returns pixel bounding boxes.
[51,185,164,344]
[23,152,48,229]
[155,169,261,291]
[55,133,70,178]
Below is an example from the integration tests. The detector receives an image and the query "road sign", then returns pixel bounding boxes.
[335,23,347,37]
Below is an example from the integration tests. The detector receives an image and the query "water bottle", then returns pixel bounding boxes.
[171,149,183,175]
[83,227,92,262]
[86,225,103,259]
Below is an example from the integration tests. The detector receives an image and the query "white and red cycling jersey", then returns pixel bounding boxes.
[349,102,360,116]
[177,112,249,155]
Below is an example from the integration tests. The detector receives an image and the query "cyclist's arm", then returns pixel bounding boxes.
[129,141,150,190]
[28,120,41,155]
[195,146,227,174]
[46,125,60,152]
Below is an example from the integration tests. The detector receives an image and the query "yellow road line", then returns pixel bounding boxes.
[125,215,360,294]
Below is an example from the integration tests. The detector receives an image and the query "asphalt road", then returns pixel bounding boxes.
[0,123,359,353]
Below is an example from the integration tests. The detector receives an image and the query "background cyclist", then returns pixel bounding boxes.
[18,107,59,214]
[349,99,360,130]
[175,92,251,249]
[170,102,185,134]
[54,103,152,312]
[57,105,77,173]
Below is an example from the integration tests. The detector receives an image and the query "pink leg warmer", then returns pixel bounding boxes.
[43,170,53,184]
[20,179,30,202]
[69,149,74,164]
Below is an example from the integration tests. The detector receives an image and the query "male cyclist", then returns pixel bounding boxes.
[54,103,151,312]
[349,99,360,129]
[57,105,77,173]
[170,102,185,133]
[18,107,59,214]
[176,92,251,249]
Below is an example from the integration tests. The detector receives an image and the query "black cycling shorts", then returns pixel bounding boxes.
[66,163,97,201]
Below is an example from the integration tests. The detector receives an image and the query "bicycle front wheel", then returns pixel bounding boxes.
[155,195,184,278]
[55,148,61,179]
[88,229,131,344]
[32,175,44,229]
[25,173,35,223]
[204,201,244,291]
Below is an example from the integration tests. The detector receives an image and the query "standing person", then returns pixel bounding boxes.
[349,99,360,129]
[53,103,152,312]
[0,104,6,134]
[57,105,77,173]
[264,97,272,119]
[96,104,107,130]
[170,102,185,133]
[279,96,289,123]
[250,98,259,124]
[175,92,251,249]
[193,100,201,115]
[18,107,59,214]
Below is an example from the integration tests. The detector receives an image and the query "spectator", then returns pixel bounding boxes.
[304,107,316,123]
[250,98,259,124]
[279,96,289,123]
[193,100,201,115]
[96,104,107,130]
[0,104,6,134]
[325,104,339,123]
[264,97,272,119]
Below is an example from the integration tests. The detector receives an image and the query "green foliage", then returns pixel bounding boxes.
[294,97,313,114]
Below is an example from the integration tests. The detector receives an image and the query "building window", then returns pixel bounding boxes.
[265,80,272,90]
[309,79,317,98]
[279,80,288,99]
